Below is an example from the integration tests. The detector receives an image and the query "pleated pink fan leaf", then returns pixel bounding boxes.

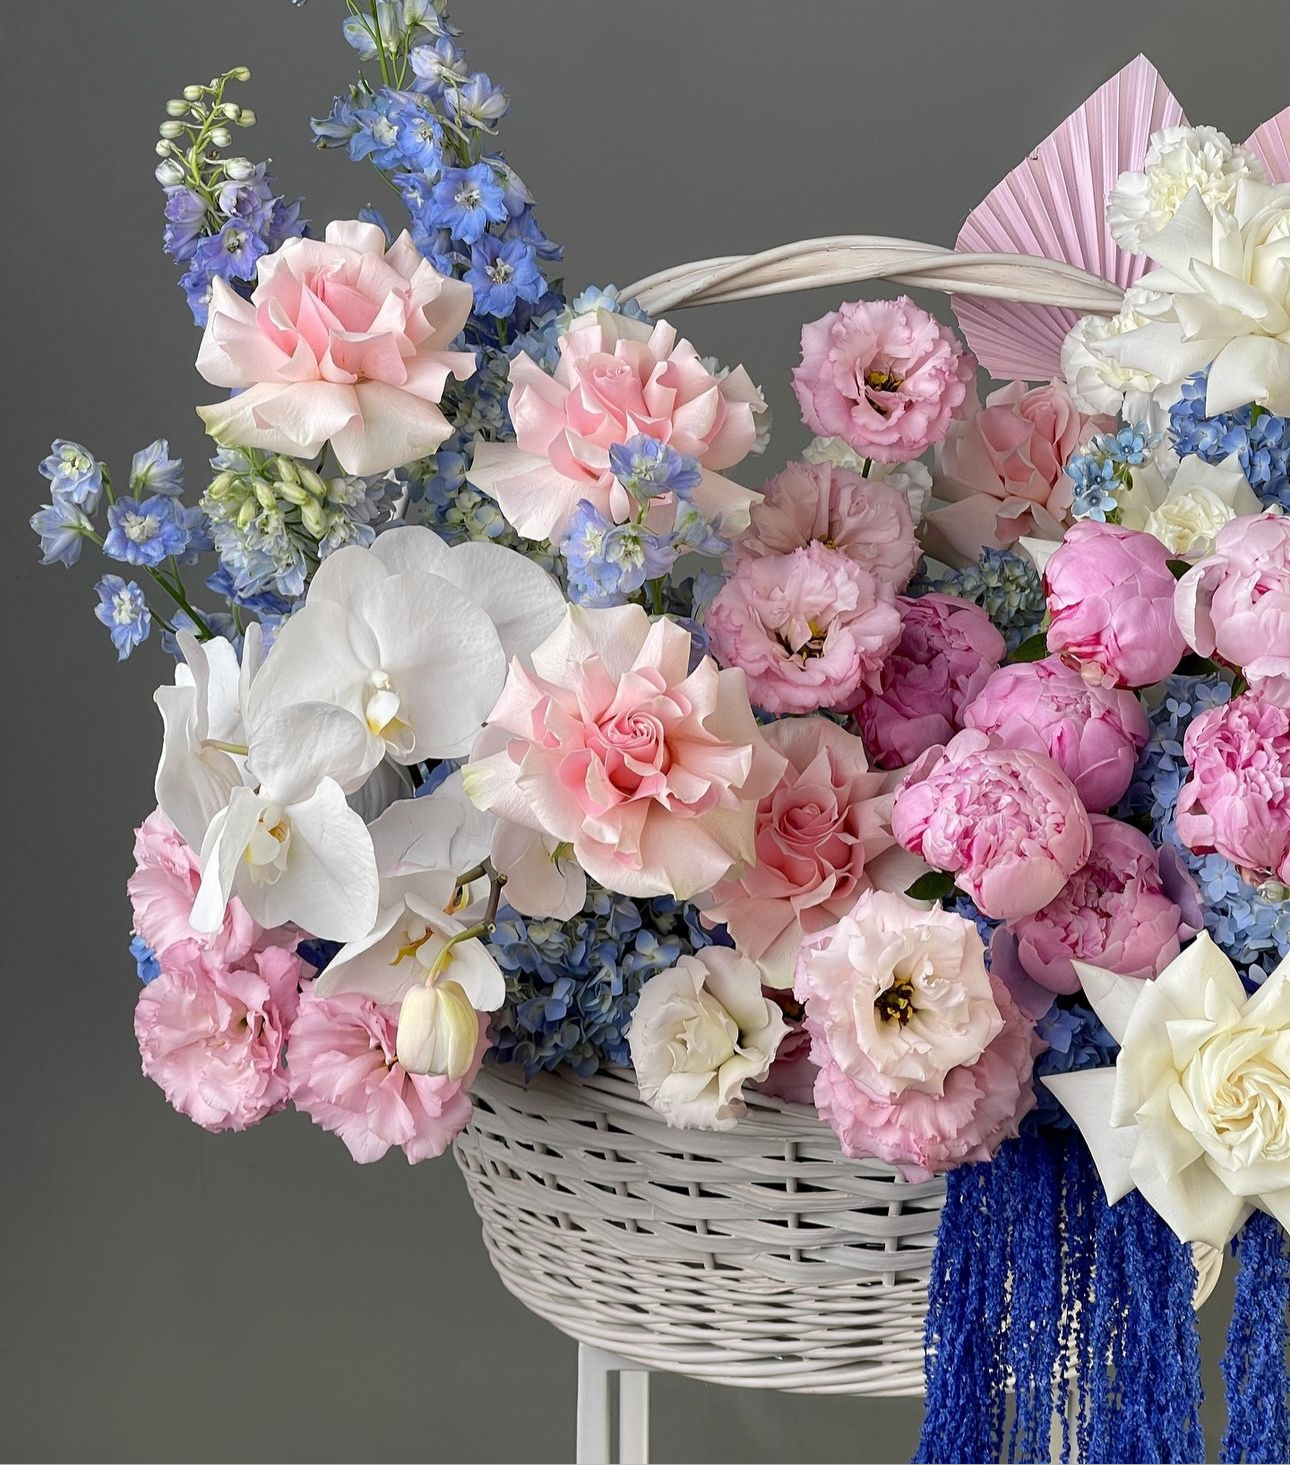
[1246,108,1290,184]
[952,55,1186,382]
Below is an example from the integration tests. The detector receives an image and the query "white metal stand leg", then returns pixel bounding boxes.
[619,1369,650,1465]
[576,1344,651,1465]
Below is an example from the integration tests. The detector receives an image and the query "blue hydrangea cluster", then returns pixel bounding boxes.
[912,547,1047,652]
[1029,1002,1120,1131]
[1065,423,1156,523]
[487,888,729,1078]
[1169,368,1290,513]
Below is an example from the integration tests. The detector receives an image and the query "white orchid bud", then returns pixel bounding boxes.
[396,980,479,1081]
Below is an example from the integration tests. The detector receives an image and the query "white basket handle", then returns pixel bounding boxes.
[622,235,1124,317]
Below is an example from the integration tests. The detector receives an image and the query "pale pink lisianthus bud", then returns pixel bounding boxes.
[849,593,1005,770]
[706,543,901,716]
[791,297,974,463]
[1177,690,1290,887]
[891,729,1093,920]
[195,220,476,476]
[961,656,1149,813]
[733,460,920,590]
[287,983,482,1164]
[1044,520,1186,688]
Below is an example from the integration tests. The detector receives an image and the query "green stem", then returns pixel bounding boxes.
[648,578,665,616]
[369,0,392,86]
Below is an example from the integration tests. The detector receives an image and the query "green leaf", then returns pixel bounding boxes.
[906,871,958,903]
[1167,559,1192,580]
[1005,631,1050,664]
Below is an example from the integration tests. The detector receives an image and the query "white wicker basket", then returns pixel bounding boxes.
[453,237,1127,1397]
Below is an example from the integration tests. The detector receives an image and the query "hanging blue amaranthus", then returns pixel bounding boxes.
[1221,1211,1290,1465]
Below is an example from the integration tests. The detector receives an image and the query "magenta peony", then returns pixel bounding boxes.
[792,297,974,463]
[961,656,1149,813]
[849,593,1005,770]
[891,729,1093,920]
[706,543,901,716]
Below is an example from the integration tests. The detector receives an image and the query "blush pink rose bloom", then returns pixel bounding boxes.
[463,605,786,901]
[791,297,974,464]
[892,729,1093,920]
[1044,521,1186,689]
[702,718,919,987]
[849,593,1005,770]
[467,309,766,544]
[733,460,920,590]
[1174,512,1290,702]
[706,543,901,716]
[134,939,303,1132]
[195,220,476,476]
[961,657,1149,813]
[287,983,481,1165]
[1177,690,1290,887]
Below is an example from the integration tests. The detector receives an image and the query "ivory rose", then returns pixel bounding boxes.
[1117,452,1262,561]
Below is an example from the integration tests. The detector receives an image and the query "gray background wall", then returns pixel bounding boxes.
[2,2,1274,1459]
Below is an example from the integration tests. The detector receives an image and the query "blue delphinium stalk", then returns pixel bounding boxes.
[94,576,153,660]
[1170,367,1290,513]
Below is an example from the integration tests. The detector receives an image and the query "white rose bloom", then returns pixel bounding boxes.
[1060,286,1171,425]
[627,948,789,1131]
[1107,126,1264,254]
[1118,449,1263,559]
[803,436,934,523]
[1045,933,1290,1249]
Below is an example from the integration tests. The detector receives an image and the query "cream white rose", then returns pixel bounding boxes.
[627,948,788,1131]
[1119,450,1263,559]
[1060,286,1171,427]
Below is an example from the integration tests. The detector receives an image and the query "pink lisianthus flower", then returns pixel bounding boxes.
[467,309,766,544]
[849,594,1005,770]
[732,460,920,590]
[463,605,786,901]
[791,297,974,464]
[1177,690,1290,887]
[1174,512,1290,702]
[134,939,303,1132]
[706,544,901,716]
[195,221,476,476]
[961,657,1149,813]
[287,983,482,1164]
[1044,520,1186,689]
[891,729,1093,920]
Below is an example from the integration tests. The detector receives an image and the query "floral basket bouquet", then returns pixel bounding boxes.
[33,3,1290,1458]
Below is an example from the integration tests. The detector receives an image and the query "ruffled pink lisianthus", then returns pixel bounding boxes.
[733,460,920,590]
[1177,689,1290,887]
[467,309,766,543]
[134,939,303,1132]
[849,593,1005,770]
[1044,520,1185,688]
[961,657,1149,813]
[287,983,481,1164]
[195,220,476,476]
[791,297,974,463]
[891,729,1093,920]
[706,543,901,716]
[463,605,786,901]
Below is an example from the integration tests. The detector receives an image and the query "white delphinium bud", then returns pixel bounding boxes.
[210,126,233,149]
[237,108,257,128]
[155,159,185,186]
[223,157,255,181]
[182,84,204,102]
[158,120,186,140]
[165,98,189,117]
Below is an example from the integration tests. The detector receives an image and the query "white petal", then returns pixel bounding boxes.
[191,786,266,933]
[1042,1068,1139,1204]
[248,700,380,804]
[153,683,241,852]
[1071,961,1148,1045]
[313,904,405,999]
[246,600,370,726]
[436,541,566,665]
[307,543,390,608]
[368,524,452,579]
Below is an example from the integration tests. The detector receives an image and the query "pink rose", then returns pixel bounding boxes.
[1177,690,1290,887]
[468,310,766,543]
[961,657,1148,813]
[195,220,475,476]
[1044,521,1186,688]
[287,983,481,1165]
[463,605,786,900]
[702,718,917,987]
[1175,512,1290,702]
[134,939,303,1132]
[706,544,901,716]
[892,729,1093,920]
[733,460,920,590]
[850,594,1005,770]
[791,297,974,463]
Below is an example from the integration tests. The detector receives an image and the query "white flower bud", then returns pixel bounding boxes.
[158,120,186,140]
[218,102,242,120]
[182,84,204,102]
[230,65,252,82]
[396,980,479,1081]
[237,108,257,128]
[154,140,176,158]
[165,99,189,117]
[300,499,328,539]
[155,160,185,186]
[210,127,233,149]
[223,157,255,181]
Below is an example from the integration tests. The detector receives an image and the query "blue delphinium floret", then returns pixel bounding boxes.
[609,436,702,505]
[464,234,546,317]
[564,501,676,607]
[103,495,192,569]
[94,576,152,660]
[30,498,93,567]
[429,162,507,243]
[128,440,184,497]
[1169,367,1290,512]
[40,440,103,511]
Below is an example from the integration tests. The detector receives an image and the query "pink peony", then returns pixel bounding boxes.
[849,593,1005,770]
[1177,690,1290,887]
[992,816,1203,1009]
[791,297,974,463]
[892,729,1093,920]
[702,718,918,987]
[468,309,765,543]
[961,657,1149,813]
[463,605,786,901]
[195,220,475,476]
[756,1005,818,1107]
[134,939,303,1132]
[1044,520,1186,689]
[1175,512,1290,702]
[706,543,901,716]
[287,983,481,1164]
[810,977,1040,1179]
[733,460,920,590]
